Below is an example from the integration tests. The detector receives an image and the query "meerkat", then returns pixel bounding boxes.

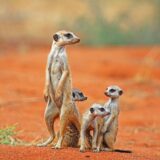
[95,85,123,152]
[38,30,82,149]
[80,104,110,152]
[38,88,86,147]
[95,85,131,153]
[56,88,88,147]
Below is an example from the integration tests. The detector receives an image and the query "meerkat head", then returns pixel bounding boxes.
[53,30,80,47]
[89,104,110,117]
[104,85,123,99]
[72,88,87,101]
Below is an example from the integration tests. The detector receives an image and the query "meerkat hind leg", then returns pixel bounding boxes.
[102,132,115,152]
[37,99,59,147]
[54,107,70,149]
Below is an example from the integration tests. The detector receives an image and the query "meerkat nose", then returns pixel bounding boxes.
[76,38,80,42]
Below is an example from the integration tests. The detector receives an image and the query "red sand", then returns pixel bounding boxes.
[0,46,160,160]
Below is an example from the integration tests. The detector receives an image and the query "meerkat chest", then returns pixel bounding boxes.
[89,119,97,130]
[104,103,119,122]
[51,56,63,74]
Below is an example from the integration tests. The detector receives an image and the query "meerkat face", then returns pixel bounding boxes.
[72,88,87,101]
[104,85,123,98]
[89,104,110,117]
[53,30,80,46]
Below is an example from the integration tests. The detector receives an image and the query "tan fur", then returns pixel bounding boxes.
[80,104,110,152]
[95,85,123,152]
[37,30,81,148]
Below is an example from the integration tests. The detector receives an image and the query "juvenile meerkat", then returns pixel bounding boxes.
[96,85,126,152]
[97,85,122,152]
[90,86,131,153]
[80,104,110,152]
[57,88,87,147]
[38,30,82,149]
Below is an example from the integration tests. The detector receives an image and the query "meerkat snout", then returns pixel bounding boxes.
[104,85,123,98]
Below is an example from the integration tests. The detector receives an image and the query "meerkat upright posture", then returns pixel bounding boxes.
[80,104,110,152]
[39,30,82,149]
[96,85,123,152]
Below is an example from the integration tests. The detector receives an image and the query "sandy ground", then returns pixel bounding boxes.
[0,46,160,160]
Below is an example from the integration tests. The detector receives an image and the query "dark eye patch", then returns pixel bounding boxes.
[90,107,94,113]
[99,108,105,112]
[79,92,83,97]
[109,89,116,93]
[64,33,73,39]
[72,92,75,98]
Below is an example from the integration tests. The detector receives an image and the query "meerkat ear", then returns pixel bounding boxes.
[53,34,59,42]
[119,90,123,95]
[90,108,94,113]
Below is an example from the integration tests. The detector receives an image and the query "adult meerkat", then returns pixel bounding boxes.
[80,104,110,152]
[40,89,87,147]
[38,30,82,149]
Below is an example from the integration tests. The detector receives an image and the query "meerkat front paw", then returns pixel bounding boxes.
[55,89,62,101]
[43,89,49,102]
[44,94,48,102]
[101,126,107,134]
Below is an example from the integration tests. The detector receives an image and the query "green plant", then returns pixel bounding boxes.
[0,125,17,145]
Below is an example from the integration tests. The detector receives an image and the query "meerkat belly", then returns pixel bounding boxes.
[50,60,62,90]
[108,118,118,133]
[88,120,96,130]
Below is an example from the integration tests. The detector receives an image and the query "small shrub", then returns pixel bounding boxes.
[0,126,17,145]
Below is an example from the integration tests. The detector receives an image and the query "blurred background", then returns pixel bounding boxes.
[0,0,160,47]
[0,1,160,159]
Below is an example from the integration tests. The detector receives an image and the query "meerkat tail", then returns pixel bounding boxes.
[114,149,132,153]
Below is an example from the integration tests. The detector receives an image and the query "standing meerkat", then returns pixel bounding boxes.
[38,30,82,149]
[80,104,110,152]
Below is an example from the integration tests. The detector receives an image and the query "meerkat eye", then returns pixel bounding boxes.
[90,108,94,113]
[64,33,73,39]
[99,108,105,112]
[109,89,116,93]
[72,92,75,98]
[119,90,123,95]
